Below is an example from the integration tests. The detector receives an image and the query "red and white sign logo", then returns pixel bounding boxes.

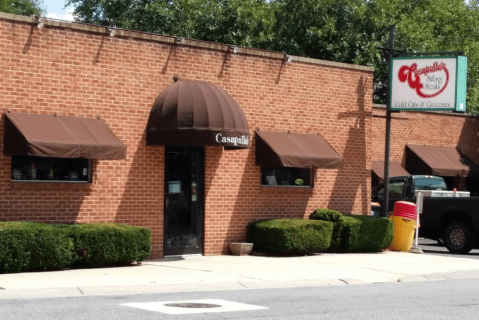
[398,62,449,98]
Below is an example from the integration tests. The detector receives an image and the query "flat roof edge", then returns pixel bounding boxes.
[0,12,374,73]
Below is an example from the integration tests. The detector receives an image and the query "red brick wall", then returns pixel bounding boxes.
[0,14,373,257]
[372,106,479,166]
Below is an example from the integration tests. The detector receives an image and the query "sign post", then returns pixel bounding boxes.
[382,26,395,217]
[380,27,468,250]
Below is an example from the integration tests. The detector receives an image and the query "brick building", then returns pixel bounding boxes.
[372,106,479,194]
[0,13,374,257]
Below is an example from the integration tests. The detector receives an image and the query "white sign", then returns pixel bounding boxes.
[168,181,181,194]
[390,57,457,111]
[215,133,250,147]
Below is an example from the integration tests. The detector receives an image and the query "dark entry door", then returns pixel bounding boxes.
[164,147,204,255]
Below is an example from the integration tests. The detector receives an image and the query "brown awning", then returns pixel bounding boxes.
[406,144,479,177]
[371,160,409,181]
[255,131,343,169]
[4,112,127,159]
[146,81,250,149]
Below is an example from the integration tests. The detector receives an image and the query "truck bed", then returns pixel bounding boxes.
[420,196,479,240]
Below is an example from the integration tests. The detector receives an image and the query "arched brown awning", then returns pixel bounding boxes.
[146,81,250,149]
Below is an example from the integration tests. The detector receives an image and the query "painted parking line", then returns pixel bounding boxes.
[121,299,268,315]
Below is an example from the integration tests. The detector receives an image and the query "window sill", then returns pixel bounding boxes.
[10,180,92,189]
[260,185,314,193]
[12,179,90,183]
[261,185,311,188]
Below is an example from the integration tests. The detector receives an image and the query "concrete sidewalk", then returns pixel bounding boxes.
[2,251,479,299]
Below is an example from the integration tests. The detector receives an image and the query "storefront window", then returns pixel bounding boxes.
[261,168,311,187]
[11,156,90,183]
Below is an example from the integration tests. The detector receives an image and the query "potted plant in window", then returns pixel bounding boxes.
[295,178,304,186]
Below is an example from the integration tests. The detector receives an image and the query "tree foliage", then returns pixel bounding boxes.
[65,0,274,48]
[55,0,479,113]
[0,0,45,15]
[363,0,479,110]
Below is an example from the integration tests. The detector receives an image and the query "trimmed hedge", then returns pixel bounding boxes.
[0,222,152,273]
[249,209,394,256]
[0,222,74,273]
[310,208,345,222]
[66,223,151,267]
[339,215,393,252]
[247,218,333,255]
[310,208,346,250]
[310,209,393,252]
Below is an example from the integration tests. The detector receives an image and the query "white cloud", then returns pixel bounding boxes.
[46,8,75,22]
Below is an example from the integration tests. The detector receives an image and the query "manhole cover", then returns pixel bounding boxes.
[164,303,222,309]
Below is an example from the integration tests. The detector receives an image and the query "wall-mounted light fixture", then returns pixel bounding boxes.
[35,15,44,29]
[284,53,292,63]
[176,37,185,45]
[230,45,238,54]
[172,76,180,82]
[108,27,116,37]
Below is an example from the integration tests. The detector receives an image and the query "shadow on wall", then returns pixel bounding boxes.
[0,183,92,224]
[114,127,164,258]
[22,25,35,54]
[457,116,479,195]
[457,116,479,163]
[328,76,371,215]
[203,139,313,255]
[93,36,106,65]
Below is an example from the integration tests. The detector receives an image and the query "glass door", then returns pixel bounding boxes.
[164,147,203,255]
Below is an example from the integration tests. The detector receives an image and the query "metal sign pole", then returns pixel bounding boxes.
[382,25,395,217]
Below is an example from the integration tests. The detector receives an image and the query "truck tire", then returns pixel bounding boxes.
[444,222,476,254]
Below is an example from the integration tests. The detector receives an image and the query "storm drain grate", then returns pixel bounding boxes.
[164,302,222,309]
[121,299,268,314]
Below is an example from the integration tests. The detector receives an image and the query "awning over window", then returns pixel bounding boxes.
[371,160,409,181]
[255,131,343,169]
[406,144,479,177]
[4,112,127,159]
[146,81,250,149]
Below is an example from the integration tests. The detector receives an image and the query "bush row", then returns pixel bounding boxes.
[0,222,151,273]
[248,219,333,255]
[248,208,393,255]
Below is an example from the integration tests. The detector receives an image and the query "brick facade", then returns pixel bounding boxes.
[0,14,373,257]
[372,106,479,191]
[372,106,479,166]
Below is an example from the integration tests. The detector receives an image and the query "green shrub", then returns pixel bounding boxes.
[0,222,74,273]
[310,208,345,222]
[248,219,333,255]
[337,215,393,252]
[310,209,393,252]
[0,222,151,273]
[310,209,346,250]
[66,223,151,267]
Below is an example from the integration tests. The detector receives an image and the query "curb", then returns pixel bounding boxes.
[2,269,479,300]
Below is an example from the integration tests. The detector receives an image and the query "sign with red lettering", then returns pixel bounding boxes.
[390,56,467,112]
